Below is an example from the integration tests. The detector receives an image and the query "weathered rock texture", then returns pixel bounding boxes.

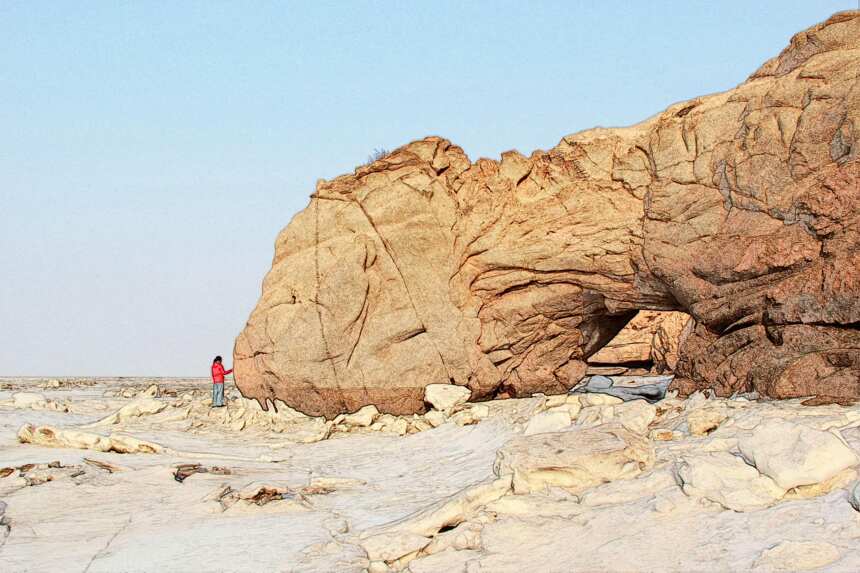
[588,310,691,371]
[236,12,860,417]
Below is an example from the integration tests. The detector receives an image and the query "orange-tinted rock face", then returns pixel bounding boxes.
[236,12,860,417]
[588,311,691,371]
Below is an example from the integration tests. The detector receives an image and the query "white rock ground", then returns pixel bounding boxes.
[1,377,860,572]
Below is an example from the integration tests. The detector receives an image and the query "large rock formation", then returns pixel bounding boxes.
[235,12,860,417]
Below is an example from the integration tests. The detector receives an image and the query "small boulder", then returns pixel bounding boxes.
[615,400,657,435]
[523,411,571,436]
[383,417,409,436]
[424,410,447,428]
[140,384,159,398]
[424,384,471,412]
[738,420,859,490]
[676,452,785,512]
[342,405,379,428]
[449,409,479,426]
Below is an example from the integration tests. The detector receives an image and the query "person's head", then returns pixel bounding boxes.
[213,355,222,364]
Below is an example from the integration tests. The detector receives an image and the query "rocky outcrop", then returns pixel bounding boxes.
[235,12,860,417]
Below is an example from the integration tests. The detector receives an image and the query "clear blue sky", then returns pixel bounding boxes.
[1,1,851,377]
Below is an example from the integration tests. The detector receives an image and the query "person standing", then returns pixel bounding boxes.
[210,355,232,407]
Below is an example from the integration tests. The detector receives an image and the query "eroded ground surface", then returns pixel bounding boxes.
[1,377,859,572]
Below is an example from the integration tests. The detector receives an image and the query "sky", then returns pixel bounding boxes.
[1,1,853,377]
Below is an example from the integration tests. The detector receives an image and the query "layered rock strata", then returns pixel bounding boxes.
[236,12,860,417]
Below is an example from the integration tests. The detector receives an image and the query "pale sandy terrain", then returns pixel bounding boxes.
[1,377,859,572]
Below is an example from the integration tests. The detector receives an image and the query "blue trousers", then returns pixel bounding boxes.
[212,383,225,407]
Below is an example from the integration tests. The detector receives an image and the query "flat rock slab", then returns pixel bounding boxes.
[494,424,654,494]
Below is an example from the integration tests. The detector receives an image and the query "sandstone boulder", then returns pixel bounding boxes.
[235,13,860,416]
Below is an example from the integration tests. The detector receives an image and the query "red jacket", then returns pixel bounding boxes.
[211,362,232,384]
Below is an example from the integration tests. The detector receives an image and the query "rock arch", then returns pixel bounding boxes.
[234,13,860,417]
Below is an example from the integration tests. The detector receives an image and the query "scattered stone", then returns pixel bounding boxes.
[449,410,479,427]
[140,384,159,398]
[676,452,785,512]
[614,400,657,435]
[423,410,447,428]
[424,384,471,412]
[738,420,859,490]
[495,424,654,494]
[382,417,409,436]
[410,418,434,432]
[342,405,379,428]
[523,411,571,436]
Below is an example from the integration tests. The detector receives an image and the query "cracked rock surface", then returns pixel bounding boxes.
[235,12,860,418]
[6,376,860,572]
